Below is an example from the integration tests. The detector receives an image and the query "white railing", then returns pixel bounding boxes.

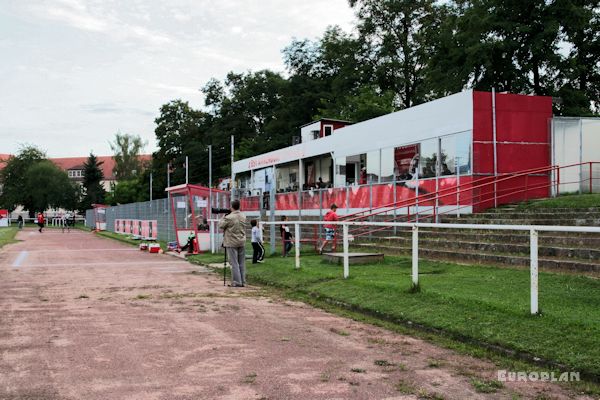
[256,220,600,315]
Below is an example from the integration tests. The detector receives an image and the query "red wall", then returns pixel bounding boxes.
[472,91,552,174]
[472,91,552,208]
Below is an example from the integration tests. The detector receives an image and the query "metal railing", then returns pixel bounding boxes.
[260,219,600,315]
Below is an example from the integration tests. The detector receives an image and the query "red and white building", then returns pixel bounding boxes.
[233,90,600,216]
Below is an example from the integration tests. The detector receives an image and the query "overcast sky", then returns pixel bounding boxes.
[0,0,355,157]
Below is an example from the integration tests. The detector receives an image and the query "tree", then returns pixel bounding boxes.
[80,153,106,211]
[0,145,46,214]
[554,0,600,115]
[150,100,209,199]
[349,0,439,108]
[23,161,79,212]
[105,179,145,205]
[110,132,146,180]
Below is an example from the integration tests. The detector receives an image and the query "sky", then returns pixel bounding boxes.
[0,0,355,157]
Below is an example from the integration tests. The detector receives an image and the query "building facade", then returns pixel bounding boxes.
[232,90,599,216]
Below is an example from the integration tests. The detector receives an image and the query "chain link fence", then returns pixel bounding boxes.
[85,198,175,242]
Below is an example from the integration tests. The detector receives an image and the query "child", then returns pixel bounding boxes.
[250,220,265,264]
[280,216,293,256]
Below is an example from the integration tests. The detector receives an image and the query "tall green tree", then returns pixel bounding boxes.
[349,0,439,108]
[110,132,146,180]
[80,153,106,211]
[0,145,46,214]
[24,161,79,212]
[554,0,600,115]
[150,100,209,199]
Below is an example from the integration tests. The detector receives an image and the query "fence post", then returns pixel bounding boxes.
[343,224,349,279]
[412,225,419,287]
[530,229,539,315]
[590,162,593,194]
[295,223,300,269]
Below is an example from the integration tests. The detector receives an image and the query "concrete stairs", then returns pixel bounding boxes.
[351,207,600,274]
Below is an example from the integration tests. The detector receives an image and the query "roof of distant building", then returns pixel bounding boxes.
[0,154,152,180]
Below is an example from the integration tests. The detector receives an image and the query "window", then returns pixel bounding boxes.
[419,139,438,179]
[440,131,472,176]
[323,125,333,137]
[312,130,319,140]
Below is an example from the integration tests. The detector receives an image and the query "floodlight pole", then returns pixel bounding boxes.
[185,156,189,185]
[149,172,153,201]
[208,144,212,220]
[230,135,235,193]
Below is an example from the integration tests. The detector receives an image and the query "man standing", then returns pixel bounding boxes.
[219,200,247,287]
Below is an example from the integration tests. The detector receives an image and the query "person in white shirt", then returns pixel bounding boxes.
[250,219,265,264]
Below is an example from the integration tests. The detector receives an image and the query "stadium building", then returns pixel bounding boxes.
[232,90,600,216]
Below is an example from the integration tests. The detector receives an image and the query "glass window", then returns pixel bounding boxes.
[366,150,380,183]
[440,135,456,176]
[335,156,346,187]
[419,138,438,179]
[380,147,395,182]
[456,131,472,175]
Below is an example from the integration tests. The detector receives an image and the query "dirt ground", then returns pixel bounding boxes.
[0,229,592,400]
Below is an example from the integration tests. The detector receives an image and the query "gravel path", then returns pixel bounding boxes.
[0,229,591,399]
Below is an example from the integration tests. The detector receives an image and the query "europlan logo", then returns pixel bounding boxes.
[497,370,580,382]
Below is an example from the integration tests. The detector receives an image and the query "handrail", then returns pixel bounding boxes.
[341,163,559,221]
[346,161,598,238]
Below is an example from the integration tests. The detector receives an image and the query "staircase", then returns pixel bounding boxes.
[352,206,600,274]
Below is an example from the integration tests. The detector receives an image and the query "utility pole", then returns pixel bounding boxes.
[230,135,235,195]
[185,156,189,185]
[208,145,212,218]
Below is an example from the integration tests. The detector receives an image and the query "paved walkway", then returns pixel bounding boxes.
[0,229,590,399]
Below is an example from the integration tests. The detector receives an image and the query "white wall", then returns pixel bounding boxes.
[234,90,474,174]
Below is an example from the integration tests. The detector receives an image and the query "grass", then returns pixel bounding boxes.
[470,378,504,393]
[189,251,600,381]
[0,227,18,248]
[516,193,600,209]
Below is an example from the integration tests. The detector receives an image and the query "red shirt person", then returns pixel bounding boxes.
[37,213,45,233]
[319,204,339,253]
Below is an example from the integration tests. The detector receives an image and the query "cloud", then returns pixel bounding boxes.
[81,103,154,116]
[27,0,173,47]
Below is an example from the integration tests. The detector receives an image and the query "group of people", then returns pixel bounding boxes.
[14,212,76,232]
[217,201,339,288]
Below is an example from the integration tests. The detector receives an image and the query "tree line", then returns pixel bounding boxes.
[143,0,599,200]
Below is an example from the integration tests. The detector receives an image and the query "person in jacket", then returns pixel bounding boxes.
[218,200,247,287]
[319,204,338,254]
[37,212,45,233]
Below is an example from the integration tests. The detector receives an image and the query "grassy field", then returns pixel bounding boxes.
[190,250,600,381]
[516,193,600,209]
[0,227,18,248]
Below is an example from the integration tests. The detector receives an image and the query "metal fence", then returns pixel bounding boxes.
[261,219,600,315]
[85,198,175,242]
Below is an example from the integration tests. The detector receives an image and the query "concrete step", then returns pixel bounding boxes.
[352,243,600,273]
[361,237,600,261]
[444,212,600,220]
[439,217,600,226]
[371,230,600,248]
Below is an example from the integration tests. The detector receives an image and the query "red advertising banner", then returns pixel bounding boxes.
[394,144,420,180]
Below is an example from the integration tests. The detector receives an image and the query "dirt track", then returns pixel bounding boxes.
[0,229,591,399]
